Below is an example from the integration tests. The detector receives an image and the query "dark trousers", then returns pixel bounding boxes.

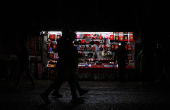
[118,60,126,82]
[16,65,35,86]
[75,74,82,91]
[53,73,82,94]
[44,68,78,99]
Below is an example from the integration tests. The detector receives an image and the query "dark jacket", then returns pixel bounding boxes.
[114,45,128,62]
[57,37,75,69]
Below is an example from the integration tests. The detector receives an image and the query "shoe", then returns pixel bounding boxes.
[79,89,89,96]
[71,98,84,105]
[52,91,63,98]
[40,93,51,104]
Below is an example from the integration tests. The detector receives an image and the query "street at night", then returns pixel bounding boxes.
[1,0,170,110]
[1,79,170,110]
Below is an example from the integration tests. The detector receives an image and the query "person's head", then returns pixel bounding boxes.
[61,26,71,40]
[70,31,76,41]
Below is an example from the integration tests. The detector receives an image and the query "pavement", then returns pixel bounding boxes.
[0,78,170,110]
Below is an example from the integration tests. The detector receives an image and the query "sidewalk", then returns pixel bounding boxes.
[1,78,170,90]
[1,78,170,110]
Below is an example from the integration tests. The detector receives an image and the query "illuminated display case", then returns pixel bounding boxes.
[74,31,134,68]
[41,31,135,80]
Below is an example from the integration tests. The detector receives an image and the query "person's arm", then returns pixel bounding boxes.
[137,50,142,60]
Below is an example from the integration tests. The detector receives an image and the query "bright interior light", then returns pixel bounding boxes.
[48,31,62,35]
[75,32,113,34]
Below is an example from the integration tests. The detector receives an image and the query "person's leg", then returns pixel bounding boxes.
[40,68,66,104]
[118,63,123,82]
[40,79,64,104]
[51,80,63,97]
[75,74,89,96]
[67,72,77,99]
[75,74,82,91]
[25,66,35,86]
[15,67,24,87]
[163,66,169,83]
[122,63,125,82]
[68,72,84,104]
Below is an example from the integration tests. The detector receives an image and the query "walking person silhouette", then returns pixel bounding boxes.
[14,39,36,90]
[51,31,89,98]
[40,26,85,105]
[114,42,128,83]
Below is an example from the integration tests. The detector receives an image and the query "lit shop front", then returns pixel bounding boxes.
[41,31,135,81]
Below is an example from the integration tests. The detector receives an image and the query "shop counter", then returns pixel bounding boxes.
[78,65,135,81]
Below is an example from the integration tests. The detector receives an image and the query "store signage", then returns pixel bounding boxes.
[119,35,123,41]
[110,35,114,42]
[50,34,55,40]
[115,44,119,50]
[124,35,128,41]
[129,35,134,42]
[57,35,61,40]
[111,44,115,50]
[115,36,119,41]
[53,44,57,49]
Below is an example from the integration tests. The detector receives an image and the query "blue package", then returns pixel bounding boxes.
[50,47,52,51]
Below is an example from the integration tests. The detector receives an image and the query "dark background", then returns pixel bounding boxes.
[0,0,169,44]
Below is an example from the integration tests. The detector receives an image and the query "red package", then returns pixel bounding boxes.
[103,44,107,50]
[129,35,134,42]
[127,44,132,51]
[53,44,57,49]
[119,35,123,41]
[81,39,85,44]
[111,44,115,50]
[92,46,95,51]
[49,53,54,59]
[50,34,55,40]
[83,34,87,38]
[99,35,103,40]
[124,35,128,41]
[110,35,114,41]
[115,36,119,41]
[115,44,119,50]
[57,35,61,40]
